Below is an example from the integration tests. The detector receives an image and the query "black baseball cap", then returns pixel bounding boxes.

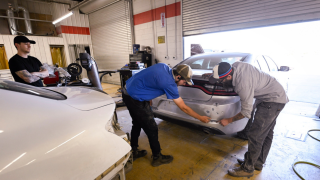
[14,36,36,44]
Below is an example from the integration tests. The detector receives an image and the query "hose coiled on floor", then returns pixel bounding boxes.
[292,128,320,180]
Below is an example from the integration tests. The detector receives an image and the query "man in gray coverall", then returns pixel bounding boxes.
[205,61,288,177]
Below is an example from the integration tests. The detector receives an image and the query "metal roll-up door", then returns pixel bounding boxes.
[89,0,132,84]
[183,0,320,36]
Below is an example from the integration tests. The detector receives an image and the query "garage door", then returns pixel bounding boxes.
[89,0,132,84]
[183,0,320,36]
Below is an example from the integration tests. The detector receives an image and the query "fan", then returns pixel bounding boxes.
[67,63,82,77]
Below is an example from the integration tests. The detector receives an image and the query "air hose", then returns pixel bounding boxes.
[307,129,320,141]
[292,126,320,180]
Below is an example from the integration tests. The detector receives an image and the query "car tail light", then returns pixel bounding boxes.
[185,80,237,96]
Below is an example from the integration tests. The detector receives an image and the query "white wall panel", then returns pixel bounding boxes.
[133,9,182,67]
[42,37,53,65]
[0,35,4,44]
[3,36,15,60]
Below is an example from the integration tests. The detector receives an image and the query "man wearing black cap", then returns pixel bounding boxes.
[122,63,210,167]
[204,61,288,177]
[9,35,49,87]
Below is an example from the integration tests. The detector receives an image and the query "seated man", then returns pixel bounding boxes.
[9,36,49,87]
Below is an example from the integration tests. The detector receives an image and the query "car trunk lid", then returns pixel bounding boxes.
[47,87,114,111]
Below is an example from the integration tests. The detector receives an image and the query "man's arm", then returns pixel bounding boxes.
[219,85,254,126]
[31,66,49,78]
[219,112,245,126]
[173,97,210,123]
[15,70,40,83]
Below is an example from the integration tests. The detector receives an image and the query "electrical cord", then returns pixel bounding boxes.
[292,126,320,180]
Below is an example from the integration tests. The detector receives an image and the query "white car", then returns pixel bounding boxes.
[0,80,132,180]
[152,52,289,135]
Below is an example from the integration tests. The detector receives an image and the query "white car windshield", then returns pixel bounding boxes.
[180,53,248,70]
[0,80,66,100]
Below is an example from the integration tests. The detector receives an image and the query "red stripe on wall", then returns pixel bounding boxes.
[133,2,181,26]
[56,25,90,35]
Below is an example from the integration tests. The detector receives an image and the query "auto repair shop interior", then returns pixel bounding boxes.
[0,0,320,180]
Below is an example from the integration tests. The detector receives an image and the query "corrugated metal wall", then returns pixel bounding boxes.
[183,0,320,36]
[89,0,132,84]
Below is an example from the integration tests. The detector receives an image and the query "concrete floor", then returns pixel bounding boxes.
[102,83,320,180]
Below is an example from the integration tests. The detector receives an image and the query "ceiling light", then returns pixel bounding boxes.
[52,11,73,25]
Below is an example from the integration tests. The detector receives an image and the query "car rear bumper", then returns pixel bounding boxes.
[154,112,226,135]
[152,98,249,135]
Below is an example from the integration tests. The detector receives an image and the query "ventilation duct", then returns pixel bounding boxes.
[6,6,33,35]
[18,6,33,34]
[6,9,17,35]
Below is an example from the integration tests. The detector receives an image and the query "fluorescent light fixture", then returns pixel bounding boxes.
[52,11,73,25]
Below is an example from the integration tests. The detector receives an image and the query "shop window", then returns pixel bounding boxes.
[0,45,9,70]
[50,46,66,67]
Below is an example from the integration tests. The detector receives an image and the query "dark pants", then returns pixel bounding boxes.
[242,102,286,172]
[240,101,259,134]
[122,92,161,155]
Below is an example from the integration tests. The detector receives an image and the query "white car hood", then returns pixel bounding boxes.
[48,87,115,111]
[0,88,131,179]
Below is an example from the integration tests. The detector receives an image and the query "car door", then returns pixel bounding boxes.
[256,55,270,73]
[263,55,289,92]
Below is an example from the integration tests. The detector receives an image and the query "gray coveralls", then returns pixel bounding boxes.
[232,62,289,172]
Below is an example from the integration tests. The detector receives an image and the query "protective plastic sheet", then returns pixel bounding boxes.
[50,47,65,67]
[0,46,9,70]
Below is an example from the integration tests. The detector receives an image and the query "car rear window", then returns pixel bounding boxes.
[0,80,66,100]
[180,54,247,70]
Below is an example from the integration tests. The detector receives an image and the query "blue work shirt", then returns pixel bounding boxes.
[126,63,180,101]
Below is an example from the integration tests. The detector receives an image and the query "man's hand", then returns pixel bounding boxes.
[173,97,210,124]
[31,68,49,78]
[219,112,245,126]
[219,118,232,126]
[198,116,210,123]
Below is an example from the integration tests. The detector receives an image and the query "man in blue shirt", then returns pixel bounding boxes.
[122,63,210,167]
